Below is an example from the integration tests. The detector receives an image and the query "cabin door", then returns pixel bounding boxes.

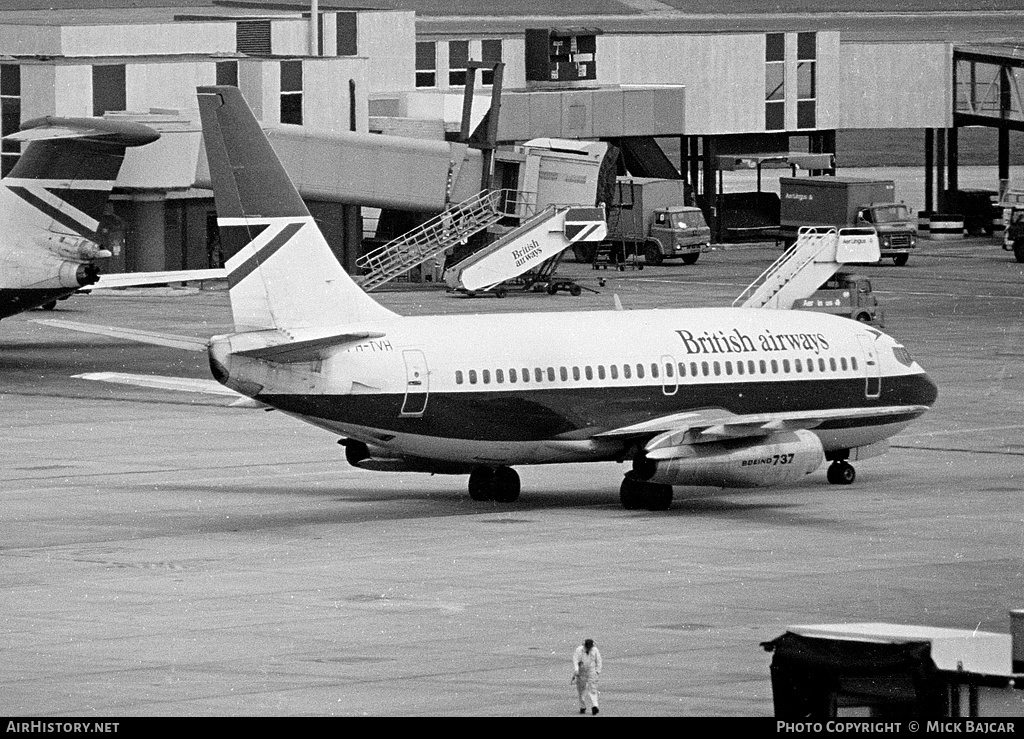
[660,354,678,396]
[856,335,881,399]
[400,349,429,417]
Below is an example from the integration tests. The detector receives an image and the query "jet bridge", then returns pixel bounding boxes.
[733,226,880,310]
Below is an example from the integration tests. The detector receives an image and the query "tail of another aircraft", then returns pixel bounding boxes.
[196,85,397,332]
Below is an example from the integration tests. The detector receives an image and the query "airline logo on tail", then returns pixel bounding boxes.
[220,216,306,290]
[5,179,114,239]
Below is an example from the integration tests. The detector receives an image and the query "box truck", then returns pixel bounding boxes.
[779,176,917,265]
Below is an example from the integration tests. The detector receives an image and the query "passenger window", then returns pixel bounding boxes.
[496,369,504,384]
[469,370,478,384]
[650,363,658,379]
[840,357,848,371]
[547,367,556,381]
[713,361,721,376]
[664,362,673,378]
[482,369,491,384]
[760,360,767,374]
[610,365,618,380]
[748,360,756,375]
[456,370,464,385]
[783,359,791,373]
[509,368,517,383]
[829,357,836,371]
[701,361,709,376]
[736,361,744,375]
[771,360,779,374]
[691,362,698,377]
[560,367,568,381]
[572,366,580,381]
[678,362,686,378]
[851,357,859,371]
[535,368,544,382]
[585,366,593,380]
[819,358,826,372]
[623,364,632,379]
[636,364,645,379]
[598,365,606,380]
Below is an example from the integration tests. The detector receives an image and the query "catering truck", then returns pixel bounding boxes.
[779,176,917,265]
[574,177,710,265]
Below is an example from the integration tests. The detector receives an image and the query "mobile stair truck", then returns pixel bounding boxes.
[779,176,917,265]
[576,177,710,267]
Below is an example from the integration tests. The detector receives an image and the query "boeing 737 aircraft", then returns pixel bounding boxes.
[0,115,224,321]
[46,86,938,511]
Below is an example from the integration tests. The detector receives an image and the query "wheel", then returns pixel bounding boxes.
[569,284,582,297]
[826,461,856,485]
[892,254,909,266]
[546,283,558,295]
[643,483,674,511]
[492,466,520,503]
[493,286,507,299]
[681,252,700,265]
[1014,241,1024,264]
[619,473,646,510]
[643,242,664,266]
[854,312,872,323]
[468,466,495,501]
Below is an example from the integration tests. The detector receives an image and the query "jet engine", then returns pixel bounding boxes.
[634,429,824,488]
[37,233,112,261]
[59,259,101,288]
[340,439,474,475]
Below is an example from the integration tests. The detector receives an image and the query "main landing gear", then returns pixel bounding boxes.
[619,471,674,511]
[468,465,521,503]
[826,460,856,485]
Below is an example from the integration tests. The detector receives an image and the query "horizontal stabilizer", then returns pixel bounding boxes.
[91,268,227,290]
[73,372,264,407]
[34,319,209,352]
[233,331,387,363]
[8,117,160,148]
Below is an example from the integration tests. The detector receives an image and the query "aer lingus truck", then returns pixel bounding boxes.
[779,176,918,265]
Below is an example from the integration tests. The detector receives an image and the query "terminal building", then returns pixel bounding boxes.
[0,0,1017,275]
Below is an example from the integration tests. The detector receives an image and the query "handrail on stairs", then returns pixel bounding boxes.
[732,226,837,308]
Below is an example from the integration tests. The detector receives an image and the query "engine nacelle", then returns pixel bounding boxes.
[636,430,824,488]
[37,233,112,261]
[57,259,101,288]
[340,439,474,475]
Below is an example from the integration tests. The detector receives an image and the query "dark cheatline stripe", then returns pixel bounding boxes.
[0,287,77,319]
[227,221,304,289]
[7,186,97,238]
[256,374,937,443]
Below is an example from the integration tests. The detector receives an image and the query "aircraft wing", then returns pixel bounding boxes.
[596,405,929,460]
[89,269,227,290]
[74,372,263,408]
[34,318,210,351]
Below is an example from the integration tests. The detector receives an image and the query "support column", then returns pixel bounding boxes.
[701,136,719,243]
[129,194,166,272]
[999,126,1010,186]
[936,128,946,213]
[689,137,700,205]
[948,126,959,196]
[924,128,934,213]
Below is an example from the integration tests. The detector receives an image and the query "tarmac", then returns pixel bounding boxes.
[2,234,1024,716]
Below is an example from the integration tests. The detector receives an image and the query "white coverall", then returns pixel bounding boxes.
[573,644,602,711]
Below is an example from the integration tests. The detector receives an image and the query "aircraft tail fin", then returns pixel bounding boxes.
[4,117,158,240]
[196,85,397,332]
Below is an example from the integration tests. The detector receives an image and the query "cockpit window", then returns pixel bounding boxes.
[892,345,914,367]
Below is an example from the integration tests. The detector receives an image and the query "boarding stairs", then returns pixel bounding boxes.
[357,189,516,291]
[444,204,607,293]
[733,226,880,309]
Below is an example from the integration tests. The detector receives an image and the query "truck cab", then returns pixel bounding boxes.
[646,205,711,265]
[792,271,883,326]
[856,203,917,266]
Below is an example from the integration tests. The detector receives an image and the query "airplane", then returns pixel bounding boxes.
[41,85,938,511]
[0,115,224,321]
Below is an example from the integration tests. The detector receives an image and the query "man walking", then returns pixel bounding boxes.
[571,638,602,715]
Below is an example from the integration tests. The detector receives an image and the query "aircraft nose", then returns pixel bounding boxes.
[915,371,939,407]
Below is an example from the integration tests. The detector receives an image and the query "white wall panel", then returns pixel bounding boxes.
[835,42,951,129]
[62,23,233,57]
[358,11,415,93]
[126,62,214,113]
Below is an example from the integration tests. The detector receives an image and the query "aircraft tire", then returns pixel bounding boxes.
[619,473,646,510]
[469,466,495,501]
[826,461,856,485]
[644,242,664,266]
[492,466,521,503]
[643,483,674,511]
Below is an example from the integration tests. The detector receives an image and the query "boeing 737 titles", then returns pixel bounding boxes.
[42,86,938,511]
